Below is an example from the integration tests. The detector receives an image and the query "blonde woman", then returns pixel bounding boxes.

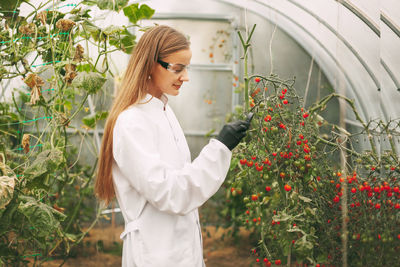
[95,25,251,267]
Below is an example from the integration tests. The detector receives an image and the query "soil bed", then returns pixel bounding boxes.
[40,225,253,267]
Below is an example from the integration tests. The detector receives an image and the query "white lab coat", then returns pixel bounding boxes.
[112,94,232,267]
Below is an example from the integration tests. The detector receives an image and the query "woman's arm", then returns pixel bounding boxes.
[113,110,232,215]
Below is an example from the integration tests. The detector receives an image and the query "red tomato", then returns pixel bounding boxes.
[264,115,272,122]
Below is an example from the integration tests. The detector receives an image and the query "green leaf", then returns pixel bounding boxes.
[120,35,136,54]
[298,195,312,203]
[81,20,102,41]
[44,11,65,25]
[96,0,129,11]
[103,25,123,35]
[0,0,24,14]
[123,4,155,24]
[72,72,106,95]
[64,100,72,111]
[81,0,97,6]
[77,63,92,73]
[24,149,64,180]
[294,234,314,252]
[17,196,66,238]
[273,211,292,222]
[82,111,109,129]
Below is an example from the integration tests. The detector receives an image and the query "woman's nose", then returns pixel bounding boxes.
[179,68,189,82]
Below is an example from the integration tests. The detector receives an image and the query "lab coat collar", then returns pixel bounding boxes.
[141,93,168,110]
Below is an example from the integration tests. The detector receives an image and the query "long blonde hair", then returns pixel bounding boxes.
[95,25,190,204]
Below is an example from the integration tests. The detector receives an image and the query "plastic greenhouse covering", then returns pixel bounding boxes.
[3,0,399,155]
[1,0,400,266]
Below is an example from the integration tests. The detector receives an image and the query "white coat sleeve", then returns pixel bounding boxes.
[113,111,232,215]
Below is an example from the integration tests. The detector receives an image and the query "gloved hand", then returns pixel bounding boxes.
[216,113,254,150]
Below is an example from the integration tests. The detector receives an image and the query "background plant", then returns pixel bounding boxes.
[221,25,400,266]
[0,0,154,266]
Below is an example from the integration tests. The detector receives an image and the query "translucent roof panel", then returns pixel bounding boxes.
[217,0,400,121]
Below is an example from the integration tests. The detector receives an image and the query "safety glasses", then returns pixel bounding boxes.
[157,59,189,74]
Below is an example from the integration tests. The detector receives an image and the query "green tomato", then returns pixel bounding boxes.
[384,164,390,170]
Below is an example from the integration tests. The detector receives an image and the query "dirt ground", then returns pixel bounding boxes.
[41,224,254,267]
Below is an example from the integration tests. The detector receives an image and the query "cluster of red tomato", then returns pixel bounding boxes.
[252,248,282,266]
[226,77,400,266]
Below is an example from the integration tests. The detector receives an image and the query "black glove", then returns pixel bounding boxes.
[216,113,254,150]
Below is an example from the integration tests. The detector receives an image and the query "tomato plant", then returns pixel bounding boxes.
[221,24,400,266]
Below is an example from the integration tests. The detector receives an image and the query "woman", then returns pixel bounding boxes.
[95,25,251,267]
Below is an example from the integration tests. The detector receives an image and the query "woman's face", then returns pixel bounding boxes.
[148,49,192,98]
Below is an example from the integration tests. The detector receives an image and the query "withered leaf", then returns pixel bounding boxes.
[37,11,47,25]
[64,64,77,84]
[56,112,70,127]
[73,44,84,62]
[18,23,35,35]
[30,86,41,105]
[56,19,76,31]
[24,73,44,89]
[22,134,30,153]
[53,203,65,213]
[24,73,44,105]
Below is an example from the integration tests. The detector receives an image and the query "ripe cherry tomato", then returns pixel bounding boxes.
[284,184,291,191]
[264,115,272,122]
